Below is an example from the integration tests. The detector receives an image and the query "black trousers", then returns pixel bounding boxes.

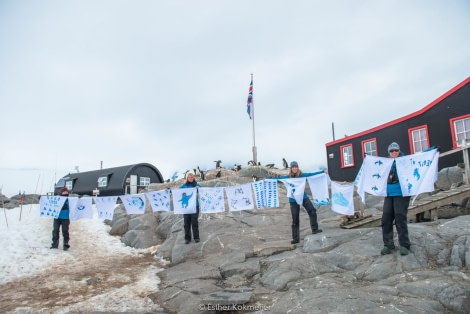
[52,218,70,248]
[290,198,319,241]
[184,206,200,241]
[382,196,411,249]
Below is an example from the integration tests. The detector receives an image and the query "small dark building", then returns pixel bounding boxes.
[54,163,164,196]
[326,77,470,182]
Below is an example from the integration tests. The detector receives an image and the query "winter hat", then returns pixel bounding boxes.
[388,142,400,152]
[59,187,69,194]
[290,161,299,167]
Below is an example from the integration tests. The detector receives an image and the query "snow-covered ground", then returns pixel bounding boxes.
[0,205,166,313]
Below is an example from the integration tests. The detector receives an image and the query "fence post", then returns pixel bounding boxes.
[462,139,470,185]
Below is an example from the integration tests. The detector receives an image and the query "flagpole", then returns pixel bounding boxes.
[251,73,257,165]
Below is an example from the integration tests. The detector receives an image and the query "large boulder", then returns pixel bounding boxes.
[435,166,464,190]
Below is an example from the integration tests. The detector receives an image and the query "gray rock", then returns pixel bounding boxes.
[109,216,129,236]
[435,166,464,190]
[203,291,252,306]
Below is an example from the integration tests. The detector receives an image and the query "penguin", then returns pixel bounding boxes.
[282,158,289,169]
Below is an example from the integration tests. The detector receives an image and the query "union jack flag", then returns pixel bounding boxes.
[246,79,253,119]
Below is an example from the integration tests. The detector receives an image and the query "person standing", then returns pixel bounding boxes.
[278,161,324,244]
[381,142,410,256]
[179,173,201,244]
[51,187,71,250]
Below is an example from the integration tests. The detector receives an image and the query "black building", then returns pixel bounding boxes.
[54,163,164,196]
[326,77,470,182]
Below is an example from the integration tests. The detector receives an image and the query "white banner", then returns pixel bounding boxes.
[146,190,171,212]
[198,187,225,213]
[120,194,147,215]
[252,181,266,209]
[172,188,197,214]
[39,196,67,219]
[70,197,93,221]
[94,196,118,220]
[306,173,330,206]
[354,155,394,204]
[225,183,254,212]
[396,148,439,203]
[331,182,354,215]
[354,149,439,204]
[280,178,306,205]
[264,179,280,208]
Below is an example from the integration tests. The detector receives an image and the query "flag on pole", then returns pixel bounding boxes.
[247,78,253,119]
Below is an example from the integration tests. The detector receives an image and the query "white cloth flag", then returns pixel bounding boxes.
[395,148,439,203]
[146,190,171,212]
[264,179,280,208]
[225,183,254,211]
[39,196,67,218]
[94,196,118,220]
[280,178,306,205]
[306,173,330,206]
[252,181,266,209]
[69,197,93,221]
[120,194,147,215]
[331,182,355,215]
[172,188,197,214]
[198,187,225,213]
[354,155,394,204]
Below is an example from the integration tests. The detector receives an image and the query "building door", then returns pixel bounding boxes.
[130,175,137,194]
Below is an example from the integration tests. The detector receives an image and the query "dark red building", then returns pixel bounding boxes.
[326,77,470,182]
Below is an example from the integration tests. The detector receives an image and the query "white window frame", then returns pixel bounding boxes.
[140,177,150,186]
[65,181,73,191]
[340,144,354,168]
[451,115,470,148]
[98,176,108,187]
[362,138,377,157]
[408,125,429,154]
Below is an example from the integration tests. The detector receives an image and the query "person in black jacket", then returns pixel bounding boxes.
[179,173,201,244]
[381,142,410,256]
[277,161,324,244]
[51,187,71,250]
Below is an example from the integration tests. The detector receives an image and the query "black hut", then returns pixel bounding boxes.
[54,163,164,196]
[325,77,470,182]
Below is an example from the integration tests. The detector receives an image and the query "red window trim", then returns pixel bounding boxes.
[340,143,355,168]
[408,124,430,154]
[449,113,470,149]
[361,138,377,159]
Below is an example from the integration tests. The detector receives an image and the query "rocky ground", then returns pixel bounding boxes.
[149,204,470,313]
[126,167,470,313]
[2,166,469,313]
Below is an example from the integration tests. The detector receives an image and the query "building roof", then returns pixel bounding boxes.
[55,163,163,196]
[326,76,470,147]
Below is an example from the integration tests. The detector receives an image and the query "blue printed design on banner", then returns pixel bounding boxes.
[179,192,193,208]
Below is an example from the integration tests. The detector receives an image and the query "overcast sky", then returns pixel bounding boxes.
[1,0,469,197]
